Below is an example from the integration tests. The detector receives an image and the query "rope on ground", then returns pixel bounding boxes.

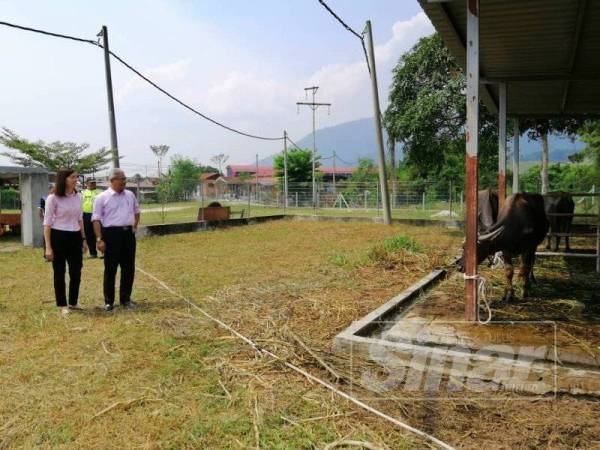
[136,266,456,450]
[463,273,492,325]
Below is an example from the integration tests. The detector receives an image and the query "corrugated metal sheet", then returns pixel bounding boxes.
[419,0,600,115]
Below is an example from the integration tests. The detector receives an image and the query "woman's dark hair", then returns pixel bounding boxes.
[54,169,75,197]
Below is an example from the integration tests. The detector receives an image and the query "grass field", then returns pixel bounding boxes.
[139,200,463,226]
[3,220,600,449]
[1,221,461,449]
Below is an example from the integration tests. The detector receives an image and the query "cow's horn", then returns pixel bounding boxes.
[478,225,505,242]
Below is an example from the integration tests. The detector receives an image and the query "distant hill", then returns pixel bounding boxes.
[260,117,585,166]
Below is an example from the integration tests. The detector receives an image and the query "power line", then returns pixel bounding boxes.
[107,49,284,141]
[0,20,101,46]
[316,0,371,75]
[0,20,284,142]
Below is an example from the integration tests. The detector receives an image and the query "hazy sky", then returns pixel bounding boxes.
[0,0,433,174]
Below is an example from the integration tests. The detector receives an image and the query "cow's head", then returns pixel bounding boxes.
[456,226,505,272]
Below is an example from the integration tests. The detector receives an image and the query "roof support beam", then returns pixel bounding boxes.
[561,0,588,113]
[434,2,498,113]
[498,83,507,209]
[464,0,480,322]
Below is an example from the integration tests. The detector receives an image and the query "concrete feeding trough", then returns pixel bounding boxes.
[334,266,600,397]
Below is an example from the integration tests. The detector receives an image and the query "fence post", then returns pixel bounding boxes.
[247,183,251,218]
[449,180,453,218]
[376,183,380,216]
[422,192,425,211]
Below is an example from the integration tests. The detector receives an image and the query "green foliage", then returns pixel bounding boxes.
[273,148,320,183]
[157,155,205,202]
[328,253,349,267]
[349,158,378,183]
[383,235,422,253]
[383,34,498,191]
[580,119,600,186]
[367,235,422,267]
[0,127,112,174]
[520,163,595,193]
[0,187,19,209]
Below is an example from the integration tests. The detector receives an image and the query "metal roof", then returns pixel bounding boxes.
[419,0,600,116]
[0,166,49,180]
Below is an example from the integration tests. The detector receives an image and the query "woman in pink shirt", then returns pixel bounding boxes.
[43,169,88,316]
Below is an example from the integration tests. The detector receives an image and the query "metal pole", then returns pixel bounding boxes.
[464,0,480,322]
[247,183,251,218]
[99,25,120,168]
[512,118,520,194]
[283,131,289,208]
[255,153,259,203]
[333,150,337,192]
[312,94,316,211]
[365,20,391,225]
[498,83,507,209]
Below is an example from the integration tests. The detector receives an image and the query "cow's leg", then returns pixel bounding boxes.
[545,232,551,250]
[502,252,514,303]
[554,233,561,252]
[521,249,536,298]
[565,220,572,252]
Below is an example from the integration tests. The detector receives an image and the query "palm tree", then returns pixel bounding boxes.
[150,144,170,177]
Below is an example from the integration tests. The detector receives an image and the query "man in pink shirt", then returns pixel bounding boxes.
[92,168,140,311]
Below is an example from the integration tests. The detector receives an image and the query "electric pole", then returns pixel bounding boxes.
[364,20,391,225]
[98,25,120,168]
[297,86,331,210]
[283,130,289,208]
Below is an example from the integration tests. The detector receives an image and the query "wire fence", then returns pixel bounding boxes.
[131,179,465,225]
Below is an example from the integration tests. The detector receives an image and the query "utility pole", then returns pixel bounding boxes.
[98,25,120,168]
[283,131,289,208]
[297,86,331,210]
[364,20,391,225]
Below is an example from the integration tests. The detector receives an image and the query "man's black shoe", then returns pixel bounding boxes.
[104,304,114,311]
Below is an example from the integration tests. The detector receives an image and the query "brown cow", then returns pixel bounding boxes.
[459,193,549,302]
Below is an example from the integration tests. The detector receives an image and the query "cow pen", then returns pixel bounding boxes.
[334,1,600,397]
[537,192,600,273]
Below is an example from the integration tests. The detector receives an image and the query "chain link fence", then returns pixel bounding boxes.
[136,179,465,225]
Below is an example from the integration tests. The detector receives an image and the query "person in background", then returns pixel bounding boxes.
[81,178,102,258]
[38,184,54,261]
[43,170,87,316]
[92,168,140,311]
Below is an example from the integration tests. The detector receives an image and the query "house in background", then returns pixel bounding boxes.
[225,164,355,184]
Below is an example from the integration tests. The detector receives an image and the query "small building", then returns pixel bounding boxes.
[0,166,49,247]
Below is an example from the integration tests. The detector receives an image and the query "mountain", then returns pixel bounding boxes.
[260,117,396,166]
[260,117,585,166]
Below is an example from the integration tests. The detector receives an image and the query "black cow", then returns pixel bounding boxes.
[543,193,575,252]
[459,193,549,302]
[478,189,499,232]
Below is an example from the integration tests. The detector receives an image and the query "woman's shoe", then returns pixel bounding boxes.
[60,307,70,317]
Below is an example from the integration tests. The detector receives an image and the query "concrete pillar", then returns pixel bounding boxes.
[20,173,47,247]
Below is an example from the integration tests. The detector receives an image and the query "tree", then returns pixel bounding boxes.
[519,118,583,194]
[383,34,498,191]
[349,158,378,183]
[150,144,170,177]
[210,153,229,175]
[578,119,600,187]
[157,155,202,201]
[273,148,319,183]
[0,127,112,174]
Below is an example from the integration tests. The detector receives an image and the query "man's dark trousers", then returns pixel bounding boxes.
[103,226,136,305]
[82,212,97,256]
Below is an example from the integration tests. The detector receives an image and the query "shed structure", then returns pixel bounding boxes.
[0,166,49,247]
[419,0,600,320]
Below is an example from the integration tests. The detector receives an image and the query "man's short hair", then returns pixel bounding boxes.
[108,168,126,181]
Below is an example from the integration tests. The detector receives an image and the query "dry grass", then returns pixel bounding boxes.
[2,220,599,449]
[0,221,458,449]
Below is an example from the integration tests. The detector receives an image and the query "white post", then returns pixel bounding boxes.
[512,118,520,194]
